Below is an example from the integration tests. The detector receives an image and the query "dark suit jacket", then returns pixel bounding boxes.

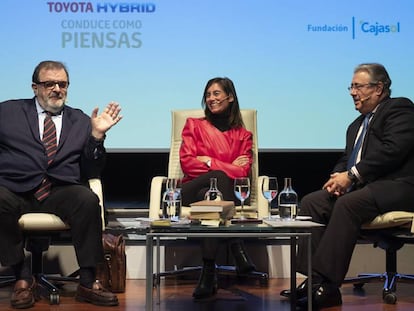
[333,97,414,211]
[0,98,106,193]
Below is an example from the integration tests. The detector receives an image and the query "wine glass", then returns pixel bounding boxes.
[261,177,278,219]
[234,177,250,219]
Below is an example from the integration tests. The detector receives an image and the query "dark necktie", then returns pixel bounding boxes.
[347,113,372,170]
[34,112,57,201]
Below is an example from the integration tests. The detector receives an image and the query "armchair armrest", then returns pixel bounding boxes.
[149,176,167,219]
[88,178,105,231]
[257,176,270,219]
[234,176,269,219]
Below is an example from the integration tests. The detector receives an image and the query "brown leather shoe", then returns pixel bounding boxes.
[76,280,119,306]
[10,277,37,309]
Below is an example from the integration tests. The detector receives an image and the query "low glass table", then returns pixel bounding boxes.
[145,219,322,311]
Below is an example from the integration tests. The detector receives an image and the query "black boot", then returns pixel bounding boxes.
[192,259,218,299]
[230,241,256,274]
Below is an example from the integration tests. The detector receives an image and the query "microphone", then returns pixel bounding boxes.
[215,96,230,105]
[359,96,371,103]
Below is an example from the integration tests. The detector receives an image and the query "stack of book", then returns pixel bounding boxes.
[189,200,235,221]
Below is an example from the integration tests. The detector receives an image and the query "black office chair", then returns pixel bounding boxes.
[343,211,414,304]
[0,178,105,304]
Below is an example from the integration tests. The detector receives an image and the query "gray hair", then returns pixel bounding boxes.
[354,63,392,96]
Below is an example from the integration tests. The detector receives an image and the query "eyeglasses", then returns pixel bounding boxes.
[347,83,376,91]
[36,81,69,90]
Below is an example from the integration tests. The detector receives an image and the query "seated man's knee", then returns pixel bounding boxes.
[334,195,360,216]
[300,190,328,213]
[75,187,101,216]
[0,187,21,216]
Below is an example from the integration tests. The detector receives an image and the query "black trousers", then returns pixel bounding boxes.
[181,170,236,206]
[0,185,103,269]
[182,170,240,261]
[296,187,380,286]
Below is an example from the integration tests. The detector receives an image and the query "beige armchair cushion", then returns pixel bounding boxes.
[362,211,414,233]
[19,213,69,231]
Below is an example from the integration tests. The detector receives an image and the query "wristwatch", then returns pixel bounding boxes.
[347,169,358,184]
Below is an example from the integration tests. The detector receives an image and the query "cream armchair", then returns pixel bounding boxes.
[148,109,269,286]
[0,178,105,305]
[149,109,268,219]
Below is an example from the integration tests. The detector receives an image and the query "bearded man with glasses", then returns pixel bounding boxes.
[0,60,122,308]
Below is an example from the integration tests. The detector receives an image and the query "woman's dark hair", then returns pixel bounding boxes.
[201,77,244,128]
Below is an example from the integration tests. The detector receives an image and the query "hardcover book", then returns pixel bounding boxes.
[190,200,235,220]
[190,200,234,212]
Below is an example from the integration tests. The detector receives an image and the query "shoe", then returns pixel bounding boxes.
[10,277,37,309]
[230,241,256,274]
[192,260,218,299]
[76,280,119,306]
[280,278,310,300]
[297,282,342,309]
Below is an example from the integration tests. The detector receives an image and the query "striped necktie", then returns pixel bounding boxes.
[34,112,57,201]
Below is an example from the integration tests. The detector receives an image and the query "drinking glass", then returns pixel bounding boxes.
[262,177,278,219]
[234,177,250,219]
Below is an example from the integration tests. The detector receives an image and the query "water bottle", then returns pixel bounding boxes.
[162,178,182,220]
[204,178,223,201]
[278,177,298,220]
[162,188,173,219]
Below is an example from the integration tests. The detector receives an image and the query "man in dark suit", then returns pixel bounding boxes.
[280,63,414,309]
[0,60,122,308]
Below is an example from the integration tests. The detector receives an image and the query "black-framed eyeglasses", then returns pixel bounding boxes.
[36,81,69,90]
[347,83,376,91]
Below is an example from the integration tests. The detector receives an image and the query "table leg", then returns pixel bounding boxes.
[156,237,161,304]
[290,236,297,311]
[307,234,312,311]
[145,235,154,311]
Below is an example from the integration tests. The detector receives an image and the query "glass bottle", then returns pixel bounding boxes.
[277,177,298,220]
[161,178,182,220]
[204,178,223,201]
[162,178,175,219]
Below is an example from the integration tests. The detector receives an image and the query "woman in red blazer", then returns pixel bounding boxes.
[180,77,256,299]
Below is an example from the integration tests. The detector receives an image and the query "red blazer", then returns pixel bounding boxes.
[179,117,253,183]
